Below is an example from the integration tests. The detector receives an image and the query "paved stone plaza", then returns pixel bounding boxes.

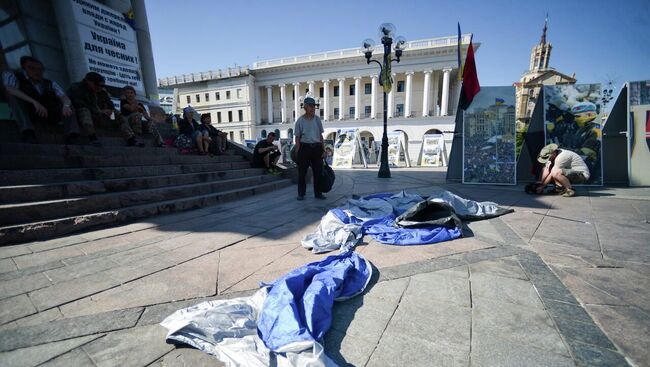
[0,168,648,367]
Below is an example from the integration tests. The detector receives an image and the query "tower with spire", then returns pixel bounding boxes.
[514,16,576,124]
[529,17,552,71]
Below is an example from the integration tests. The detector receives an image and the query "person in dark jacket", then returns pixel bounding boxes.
[2,56,79,143]
[252,132,281,174]
[120,85,164,147]
[68,72,142,147]
[199,113,227,154]
[176,106,209,154]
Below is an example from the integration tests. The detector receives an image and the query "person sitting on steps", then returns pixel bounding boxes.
[2,56,79,144]
[198,113,228,155]
[176,107,209,155]
[68,72,143,147]
[120,85,164,147]
[252,132,281,174]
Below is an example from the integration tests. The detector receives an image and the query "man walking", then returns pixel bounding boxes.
[294,97,325,200]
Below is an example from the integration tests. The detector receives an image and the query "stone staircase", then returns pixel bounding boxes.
[0,118,291,246]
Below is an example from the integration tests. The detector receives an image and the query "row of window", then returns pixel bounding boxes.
[209,109,245,123]
[186,88,244,104]
[288,104,406,119]
[284,81,406,100]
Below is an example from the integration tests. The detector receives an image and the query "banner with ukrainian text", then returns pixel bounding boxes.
[71,0,144,93]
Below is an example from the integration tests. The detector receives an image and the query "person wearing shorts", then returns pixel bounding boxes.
[536,143,590,197]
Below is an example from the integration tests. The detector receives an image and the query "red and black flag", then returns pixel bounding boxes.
[458,33,480,110]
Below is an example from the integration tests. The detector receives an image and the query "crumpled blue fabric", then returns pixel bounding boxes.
[366,216,462,245]
[257,251,372,353]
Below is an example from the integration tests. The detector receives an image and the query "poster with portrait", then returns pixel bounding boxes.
[332,128,358,168]
[628,81,650,186]
[543,84,603,185]
[420,134,447,167]
[463,86,517,185]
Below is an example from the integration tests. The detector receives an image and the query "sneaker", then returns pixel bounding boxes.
[315,194,327,200]
[562,188,576,197]
[296,195,304,201]
[553,186,565,194]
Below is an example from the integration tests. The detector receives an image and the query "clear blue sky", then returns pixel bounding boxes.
[146,0,649,88]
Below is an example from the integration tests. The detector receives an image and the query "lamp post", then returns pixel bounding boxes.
[363,23,406,178]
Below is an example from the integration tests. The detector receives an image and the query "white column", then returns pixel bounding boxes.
[279,84,286,123]
[322,79,330,121]
[254,87,261,124]
[387,73,396,118]
[266,86,273,123]
[370,74,378,119]
[422,70,432,117]
[293,82,300,121]
[405,71,414,117]
[354,76,361,120]
[441,68,452,116]
[431,71,440,116]
[338,78,345,120]
[308,81,315,96]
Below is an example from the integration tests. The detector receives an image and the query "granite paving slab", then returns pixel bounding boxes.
[0,335,101,367]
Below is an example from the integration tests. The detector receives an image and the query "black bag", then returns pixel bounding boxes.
[319,161,335,193]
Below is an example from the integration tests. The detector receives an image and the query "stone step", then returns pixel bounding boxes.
[0,151,246,170]
[0,167,266,203]
[0,173,284,226]
[0,161,253,185]
[0,178,291,246]
[0,142,222,157]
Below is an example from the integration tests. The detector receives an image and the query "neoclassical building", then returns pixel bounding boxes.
[158,34,476,164]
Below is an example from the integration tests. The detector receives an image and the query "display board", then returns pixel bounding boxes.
[462,86,516,185]
[628,81,650,186]
[420,134,448,167]
[333,128,366,168]
[280,138,294,164]
[70,0,145,93]
[544,84,603,185]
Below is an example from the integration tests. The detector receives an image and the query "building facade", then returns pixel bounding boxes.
[159,35,475,165]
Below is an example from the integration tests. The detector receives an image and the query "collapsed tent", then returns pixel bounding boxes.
[161,250,372,367]
[302,190,513,252]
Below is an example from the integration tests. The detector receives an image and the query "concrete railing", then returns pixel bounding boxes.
[158,66,250,87]
[252,35,471,69]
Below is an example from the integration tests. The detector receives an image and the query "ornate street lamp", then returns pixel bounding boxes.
[363,23,406,178]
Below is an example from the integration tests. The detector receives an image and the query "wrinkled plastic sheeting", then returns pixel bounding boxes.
[301,210,362,254]
[429,189,514,220]
[258,251,373,352]
[363,191,425,215]
[161,288,335,367]
[366,215,462,245]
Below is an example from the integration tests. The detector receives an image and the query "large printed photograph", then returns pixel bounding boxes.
[463,87,516,184]
[544,84,602,185]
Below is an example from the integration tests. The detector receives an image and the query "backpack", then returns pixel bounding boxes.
[319,161,335,193]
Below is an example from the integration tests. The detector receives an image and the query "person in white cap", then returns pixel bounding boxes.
[535,143,590,197]
[294,97,325,200]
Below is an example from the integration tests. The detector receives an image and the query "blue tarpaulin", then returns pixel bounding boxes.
[257,250,372,352]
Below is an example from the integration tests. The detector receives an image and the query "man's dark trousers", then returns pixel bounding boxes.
[297,142,323,197]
